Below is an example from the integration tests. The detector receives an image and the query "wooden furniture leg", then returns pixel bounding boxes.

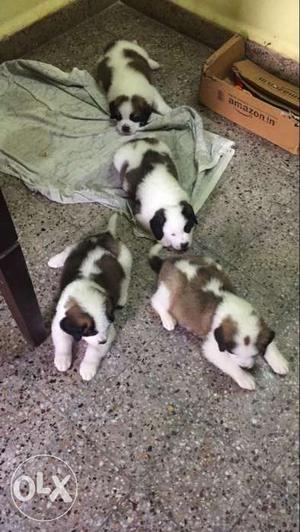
[0,189,47,346]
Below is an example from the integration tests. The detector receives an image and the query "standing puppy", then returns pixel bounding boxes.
[97,39,170,135]
[149,244,289,390]
[114,137,197,250]
[49,214,132,381]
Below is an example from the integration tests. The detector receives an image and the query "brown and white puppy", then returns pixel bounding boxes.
[97,39,170,135]
[149,244,289,390]
[114,137,197,250]
[49,214,132,381]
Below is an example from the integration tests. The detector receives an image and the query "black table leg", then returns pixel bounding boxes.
[0,189,47,346]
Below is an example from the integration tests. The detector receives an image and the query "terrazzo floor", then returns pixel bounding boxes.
[0,2,299,530]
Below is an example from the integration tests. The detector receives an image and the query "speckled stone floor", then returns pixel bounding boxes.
[0,2,299,531]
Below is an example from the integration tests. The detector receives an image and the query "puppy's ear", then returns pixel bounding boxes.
[214,317,237,353]
[150,208,166,241]
[139,104,152,126]
[180,201,198,229]
[60,303,97,341]
[257,320,275,355]
[131,96,152,126]
[60,317,83,342]
[109,101,118,120]
[214,325,227,352]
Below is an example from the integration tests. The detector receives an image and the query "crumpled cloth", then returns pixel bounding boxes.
[0,60,234,213]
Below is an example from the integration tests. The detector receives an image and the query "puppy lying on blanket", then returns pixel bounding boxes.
[114,137,197,250]
[48,214,132,381]
[149,244,288,390]
[97,39,170,135]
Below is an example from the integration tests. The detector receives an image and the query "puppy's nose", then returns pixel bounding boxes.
[122,125,130,134]
[181,242,189,251]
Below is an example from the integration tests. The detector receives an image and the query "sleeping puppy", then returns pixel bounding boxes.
[97,39,170,135]
[149,244,289,390]
[48,214,132,381]
[113,137,197,250]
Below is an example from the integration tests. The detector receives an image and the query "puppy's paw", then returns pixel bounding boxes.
[265,348,289,375]
[159,103,171,115]
[270,355,289,375]
[149,59,160,70]
[236,371,256,391]
[48,255,63,268]
[54,354,72,372]
[162,314,176,331]
[79,362,97,381]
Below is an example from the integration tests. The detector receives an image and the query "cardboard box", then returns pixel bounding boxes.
[199,35,300,154]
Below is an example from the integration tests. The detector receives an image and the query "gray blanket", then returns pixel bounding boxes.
[0,60,234,213]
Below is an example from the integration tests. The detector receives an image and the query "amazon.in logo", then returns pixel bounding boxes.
[228,95,276,125]
[11,454,77,522]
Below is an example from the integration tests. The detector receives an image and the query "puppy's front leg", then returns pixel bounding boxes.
[202,334,256,390]
[79,325,116,381]
[151,282,177,331]
[52,316,73,372]
[264,341,289,375]
[152,88,171,115]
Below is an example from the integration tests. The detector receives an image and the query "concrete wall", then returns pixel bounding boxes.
[172,0,299,61]
[0,0,74,39]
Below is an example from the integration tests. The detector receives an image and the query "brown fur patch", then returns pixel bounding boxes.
[59,232,120,294]
[93,254,124,308]
[95,232,120,257]
[157,257,236,337]
[131,95,152,123]
[97,57,112,92]
[112,95,129,107]
[109,95,129,119]
[65,299,94,331]
[215,317,237,352]
[123,48,152,82]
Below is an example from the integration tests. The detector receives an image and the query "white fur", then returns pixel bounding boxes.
[101,40,171,135]
[50,214,132,381]
[202,332,256,390]
[79,248,107,278]
[203,278,223,295]
[114,139,195,250]
[176,260,198,281]
[149,242,163,258]
[151,282,176,331]
[107,212,118,237]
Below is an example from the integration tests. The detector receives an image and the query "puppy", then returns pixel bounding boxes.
[48,214,132,381]
[149,244,289,390]
[97,39,170,135]
[113,137,197,250]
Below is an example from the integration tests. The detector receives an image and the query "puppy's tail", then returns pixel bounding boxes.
[107,212,118,238]
[149,243,163,274]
